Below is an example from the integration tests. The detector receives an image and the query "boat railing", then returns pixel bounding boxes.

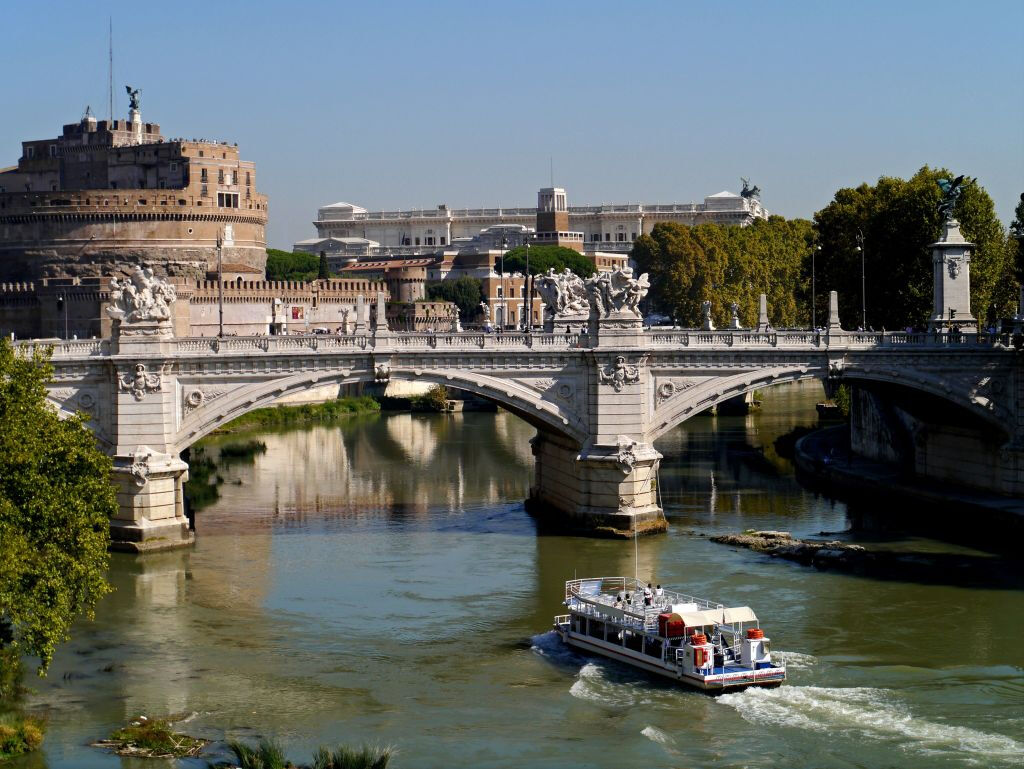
[553,614,570,627]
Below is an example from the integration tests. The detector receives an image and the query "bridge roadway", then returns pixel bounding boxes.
[24,321,1023,551]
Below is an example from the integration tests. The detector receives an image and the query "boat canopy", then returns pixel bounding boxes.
[678,606,758,627]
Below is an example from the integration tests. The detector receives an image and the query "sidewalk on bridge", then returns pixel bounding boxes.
[794,425,1024,540]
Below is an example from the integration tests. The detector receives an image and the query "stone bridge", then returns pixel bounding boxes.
[22,292,1023,551]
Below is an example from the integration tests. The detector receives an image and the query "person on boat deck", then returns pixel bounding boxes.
[655,584,664,602]
[643,584,653,606]
[613,594,623,609]
[625,593,632,606]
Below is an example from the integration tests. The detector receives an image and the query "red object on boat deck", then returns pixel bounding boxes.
[689,633,708,645]
[658,613,686,638]
[746,628,765,639]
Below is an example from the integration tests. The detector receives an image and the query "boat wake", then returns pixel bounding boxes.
[568,662,663,708]
[771,650,818,670]
[529,631,584,669]
[718,685,1024,764]
[640,725,677,747]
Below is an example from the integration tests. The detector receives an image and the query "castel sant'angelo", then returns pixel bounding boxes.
[0,91,268,280]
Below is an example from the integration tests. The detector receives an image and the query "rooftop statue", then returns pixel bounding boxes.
[585,267,650,318]
[937,174,970,222]
[535,268,589,317]
[107,266,176,323]
[740,178,761,200]
[125,85,140,112]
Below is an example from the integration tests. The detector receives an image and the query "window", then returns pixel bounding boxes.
[593,233,601,241]
[198,150,204,157]
[440,236,446,245]
[201,184,208,197]
[497,286,503,298]
[425,237,434,246]
[201,168,208,182]
[520,286,526,298]
[49,145,56,157]
[246,172,250,185]
[218,169,224,184]
[414,237,420,246]
[25,146,35,159]
[605,233,610,241]
[169,162,178,171]
[631,232,637,240]
[402,237,411,246]
[217,192,239,208]
[158,181,166,189]
[617,232,626,242]
[110,181,117,189]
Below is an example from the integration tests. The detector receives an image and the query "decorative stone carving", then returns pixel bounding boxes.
[375,363,391,382]
[107,266,177,324]
[130,447,153,487]
[182,385,231,416]
[614,435,638,474]
[535,268,589,317]
[78,391,96,410]
[655,378,698,405]
[729,302,741,330]
[526,377,557,394]
[948,258,962,279]
[584,268,650,318]
[119,363,163,401]
[556,383,574,401]
[599,356,641,392]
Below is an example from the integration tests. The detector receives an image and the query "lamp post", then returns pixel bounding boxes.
[811,245,820,330]
[500,236,508,330]
[522,238,531,332]
[58,293,68,339]
[217,228,225,337]
[855,229,866,330]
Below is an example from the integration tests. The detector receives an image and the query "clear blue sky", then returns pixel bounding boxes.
[2,0,1022,249]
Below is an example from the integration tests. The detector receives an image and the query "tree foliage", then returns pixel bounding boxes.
[318,251,330,280]
[1010,192,1024,284]
[502,245,597,279]
[0,340,114,675]
[265,249,322,281]
[631,217,813,328]
[813,167,1015,329]
[426,276,485,320]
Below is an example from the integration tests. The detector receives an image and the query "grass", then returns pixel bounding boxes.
[214,396,381,433]
[0,711,44,760]
[218,440,268,462]
[211,739,395,769]
[95,716,206,758]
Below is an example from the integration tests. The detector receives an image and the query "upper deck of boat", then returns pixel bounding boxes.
[564,577,758,636]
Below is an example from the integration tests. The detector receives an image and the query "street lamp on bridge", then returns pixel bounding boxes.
[811,245,821,330]
[500,236,508,331]
[855,229,866,330]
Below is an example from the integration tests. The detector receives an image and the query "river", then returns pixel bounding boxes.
[20,382,1024,768]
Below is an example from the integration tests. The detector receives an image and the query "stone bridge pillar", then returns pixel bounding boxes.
[529,297,667,537]
[106,274,193,552]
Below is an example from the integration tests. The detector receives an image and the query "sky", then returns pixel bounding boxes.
[1,0,1022,250]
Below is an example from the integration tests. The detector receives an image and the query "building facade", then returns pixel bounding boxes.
[0,103,268,280]
[309,187,768,251]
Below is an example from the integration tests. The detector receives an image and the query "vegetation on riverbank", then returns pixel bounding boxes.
[214,396,381,433]
[1,340,120,758]
[410,385,449,412]
[92,715,206,759]
[213,738,394,769]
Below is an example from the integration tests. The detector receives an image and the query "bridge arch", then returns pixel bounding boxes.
[173,367,587,454]
[648,362,1010,443]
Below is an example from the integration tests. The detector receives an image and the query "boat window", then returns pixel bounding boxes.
[587,620,605,641]
[645,638,663,659]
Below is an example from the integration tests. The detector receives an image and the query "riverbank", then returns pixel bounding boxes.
[794,425,1024,544]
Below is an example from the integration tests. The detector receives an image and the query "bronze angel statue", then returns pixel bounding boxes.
[937,175,971,222]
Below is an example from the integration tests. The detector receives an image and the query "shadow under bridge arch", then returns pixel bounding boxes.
[173,366,587,454]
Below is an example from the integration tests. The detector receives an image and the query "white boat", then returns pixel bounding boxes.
[553,577,786,691]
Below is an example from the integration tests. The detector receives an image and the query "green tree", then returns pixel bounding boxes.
[426,276,485,320]
[502,245,597,279]
[0,340,114,678]
[631,218,813,327]
[1010,192,1024,283]
[318,251,330,280]
[265,249,321,281]
[813,167,1013,329]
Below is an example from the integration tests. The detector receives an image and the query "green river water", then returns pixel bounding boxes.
[16,382,1024,768]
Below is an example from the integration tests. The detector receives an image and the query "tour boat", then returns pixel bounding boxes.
[553,577,786,691]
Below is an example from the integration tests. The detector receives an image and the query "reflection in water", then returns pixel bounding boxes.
[27,387,1024,769]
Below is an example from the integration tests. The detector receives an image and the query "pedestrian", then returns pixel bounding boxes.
[656,584,664,602]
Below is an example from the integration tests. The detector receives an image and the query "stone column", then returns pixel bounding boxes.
[374,291,390,336]
[108,320,193,552]
[928,219,977,332]
[354,294,366,334]
[756,293,770,332]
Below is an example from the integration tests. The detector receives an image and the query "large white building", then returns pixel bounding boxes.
[303,187,768,253]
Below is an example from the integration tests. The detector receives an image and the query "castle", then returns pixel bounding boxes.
[0,97,268,280]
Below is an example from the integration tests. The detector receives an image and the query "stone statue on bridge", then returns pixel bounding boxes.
[107,266,177,324]
[584,267,650,319]
[536,268,589,317]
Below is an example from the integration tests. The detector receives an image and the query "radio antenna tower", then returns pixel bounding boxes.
[108,17,114,122]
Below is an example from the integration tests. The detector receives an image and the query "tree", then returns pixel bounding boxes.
[631,218,813,327]
[0,340,114,679]
[813,167,1014,329]
[318,251,330,280]
[502,245,597,279]
[426,276,485,320]
[265,249,321,281]
[1010,192,1024,284]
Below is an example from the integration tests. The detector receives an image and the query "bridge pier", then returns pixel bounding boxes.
[528,431,667,538]
[110,450,193,552]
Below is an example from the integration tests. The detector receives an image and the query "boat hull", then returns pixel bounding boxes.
[557,625,785,692]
